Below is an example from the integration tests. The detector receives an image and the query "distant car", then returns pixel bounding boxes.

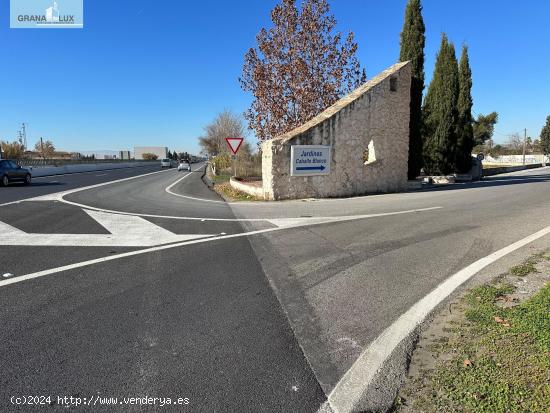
[160,158,172,168]
[178,160,191,172]
[0,159,32,186]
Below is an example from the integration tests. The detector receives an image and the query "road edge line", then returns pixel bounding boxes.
[164,165,226,204]
[322,223,550,413]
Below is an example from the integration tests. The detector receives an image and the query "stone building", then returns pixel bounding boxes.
[261,61,411,200]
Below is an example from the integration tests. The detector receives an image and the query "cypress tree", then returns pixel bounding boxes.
[360,69,367,84]
[423,34,459,175]
[541,116,550,156]
[399,0,426,179]
[456,45,474,173]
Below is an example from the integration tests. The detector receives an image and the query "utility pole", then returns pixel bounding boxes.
[522,128,527,166]
[40,137,45,160]
[21,123,27,151]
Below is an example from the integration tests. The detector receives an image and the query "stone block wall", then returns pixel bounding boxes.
[261,62,412,200]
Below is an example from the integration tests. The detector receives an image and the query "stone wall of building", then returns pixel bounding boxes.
[261,62,412,200]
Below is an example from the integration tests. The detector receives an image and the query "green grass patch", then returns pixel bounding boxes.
[400,282,550,413]
[213,182,262,202]
[509,255,542,277]
[211,173,231,184]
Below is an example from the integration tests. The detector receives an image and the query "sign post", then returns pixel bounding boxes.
[290,145,331,176]
[225,138,244,177]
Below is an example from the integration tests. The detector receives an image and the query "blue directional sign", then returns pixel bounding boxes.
[290,145,331,176]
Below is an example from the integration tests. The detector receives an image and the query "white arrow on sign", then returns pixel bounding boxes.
[0,209,216,247]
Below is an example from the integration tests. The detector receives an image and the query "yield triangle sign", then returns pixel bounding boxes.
[225,137,244,155]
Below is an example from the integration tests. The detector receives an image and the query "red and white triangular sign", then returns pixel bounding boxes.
[225,137,244,155]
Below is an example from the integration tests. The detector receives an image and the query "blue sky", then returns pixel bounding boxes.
[1,0,549,154]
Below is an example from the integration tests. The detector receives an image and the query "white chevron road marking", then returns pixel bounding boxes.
[0,220,26,235]
[0,209,216,247]
[84,209,178,238]
[0,206,444,289]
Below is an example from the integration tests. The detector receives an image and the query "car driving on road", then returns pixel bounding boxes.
[0,159,32,186]
[160,158,173,168]
[178,160,191,172]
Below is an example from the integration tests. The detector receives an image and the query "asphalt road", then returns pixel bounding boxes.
[229,167,550,409]
[0,165,325,412]
[0,164,162,205]
[2,165,550,412]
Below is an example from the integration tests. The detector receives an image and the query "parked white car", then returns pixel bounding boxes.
[178,160,191,172]
[160,158,172,168]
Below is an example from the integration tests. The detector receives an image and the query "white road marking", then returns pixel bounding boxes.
[0,209,216,247]
[8,164,441,224]
[0,168,172,208]
[0,232,213,247]
[60,196,268,221]
[0,206,440,288]
[39,169,173,201]
[165,166,225,204]
[0,220,26,234]
[58,191,442,223]
[267,216,350,228]
[84,209,177,238]
[322,223,550,413]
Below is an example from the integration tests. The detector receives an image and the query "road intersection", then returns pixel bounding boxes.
[1,165,550,412]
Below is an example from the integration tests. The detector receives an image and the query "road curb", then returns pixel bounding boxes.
[200,164,234,203]
[201,164,215,189]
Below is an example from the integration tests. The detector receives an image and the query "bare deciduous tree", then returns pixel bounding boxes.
[34,139,55,159]
[240,0,362,143]
[198,110,250,156]
[506,133,523,150]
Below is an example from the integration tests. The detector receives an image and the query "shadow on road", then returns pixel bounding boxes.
[6,182,65,188]
[419,173,550,192]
